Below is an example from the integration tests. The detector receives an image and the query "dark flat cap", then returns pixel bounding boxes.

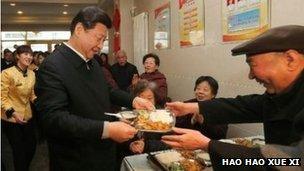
[231,25,304,56]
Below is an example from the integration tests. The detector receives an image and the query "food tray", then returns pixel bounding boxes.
[147,149,209,171]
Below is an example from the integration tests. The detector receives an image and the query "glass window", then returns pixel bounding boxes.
[27,31,70,40]
[101,40,109,53]
[31,44,48,52]
[1,32,26,41]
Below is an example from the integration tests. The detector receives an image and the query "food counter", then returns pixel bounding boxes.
[120,135,264,171]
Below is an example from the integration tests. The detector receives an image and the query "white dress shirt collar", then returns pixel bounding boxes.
[63,42,90,62]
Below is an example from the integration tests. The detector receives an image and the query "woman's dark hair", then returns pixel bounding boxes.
[94,53,109,66]
[194,76,219,96]
[70,6,112,34]
[38,52,48,58]
[16,45,33,56]
[33,51,39,57]
[100,53,108,64]
[142,53,160,66]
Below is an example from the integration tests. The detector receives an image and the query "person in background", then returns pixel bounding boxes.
[34,6,154,171]
[176,76,228,140]
[132,53,168,106]
[37,51,47,66]
[110,50,139,92]
[44,51,50,56]
[1,49,14,71]
[129,79,169,154]
[95,53,111,69]
[1,45,37,171]
[94,53,119,89]
[28,51,39,71]
[162,25,304,171]
[100,53,111,70]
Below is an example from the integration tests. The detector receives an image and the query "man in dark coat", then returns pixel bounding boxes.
[163,25,304,170]
[110,50,138,92]
[34,6,153,171]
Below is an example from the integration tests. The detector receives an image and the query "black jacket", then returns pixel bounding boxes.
[35,44,133,171]
[200,71,304,170]
[110,62,138,92]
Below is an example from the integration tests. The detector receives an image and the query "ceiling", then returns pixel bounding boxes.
[1,0,114,31]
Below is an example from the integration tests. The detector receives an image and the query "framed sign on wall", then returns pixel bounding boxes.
[179,0,205,47]
[222,0,270,42]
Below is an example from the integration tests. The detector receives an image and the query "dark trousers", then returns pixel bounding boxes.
[2,120,36,171]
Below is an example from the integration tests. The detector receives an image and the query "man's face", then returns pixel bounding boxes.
[4,52,13,61]
[77,23,107,59]
[116,53,127,66]
[246,52,287,94]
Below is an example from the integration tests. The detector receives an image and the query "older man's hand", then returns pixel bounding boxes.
[165,102,199,117]
[161,127,210,151]
[108,122,137,143]
[132,97,155,111]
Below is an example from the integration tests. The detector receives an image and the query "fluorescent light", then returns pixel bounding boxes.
[63,4,69,7]
[62,11,68,15]
[17,11,23,14]
[10,3,16,6]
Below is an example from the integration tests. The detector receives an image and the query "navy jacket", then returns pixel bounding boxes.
[35,44,133,171]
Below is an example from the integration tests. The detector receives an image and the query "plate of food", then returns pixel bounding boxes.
[133,109,175,133]
[147,149,207,171]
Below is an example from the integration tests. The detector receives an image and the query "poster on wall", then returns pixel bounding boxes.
[222,0,270,42]
[179,0,204,47]
[154,2,170,50]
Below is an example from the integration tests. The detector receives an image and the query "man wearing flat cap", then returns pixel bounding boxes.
[162,25,304,170]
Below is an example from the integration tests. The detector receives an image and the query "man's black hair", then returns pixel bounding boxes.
[70,6,112,34]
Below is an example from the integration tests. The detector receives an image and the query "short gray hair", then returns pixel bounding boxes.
[116,50,127,57]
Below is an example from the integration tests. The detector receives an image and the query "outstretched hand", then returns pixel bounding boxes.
[161,127,210,151]
[165,102,199,117]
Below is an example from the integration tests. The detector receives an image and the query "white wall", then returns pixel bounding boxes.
[121,0,304,138]
[117,0,135,63]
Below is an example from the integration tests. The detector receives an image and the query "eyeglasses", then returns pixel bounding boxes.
[86,30,106,45]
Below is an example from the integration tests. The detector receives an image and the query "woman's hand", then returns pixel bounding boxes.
[132,74,140,85]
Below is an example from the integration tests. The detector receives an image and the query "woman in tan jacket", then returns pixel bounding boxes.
[1,45,36,171]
